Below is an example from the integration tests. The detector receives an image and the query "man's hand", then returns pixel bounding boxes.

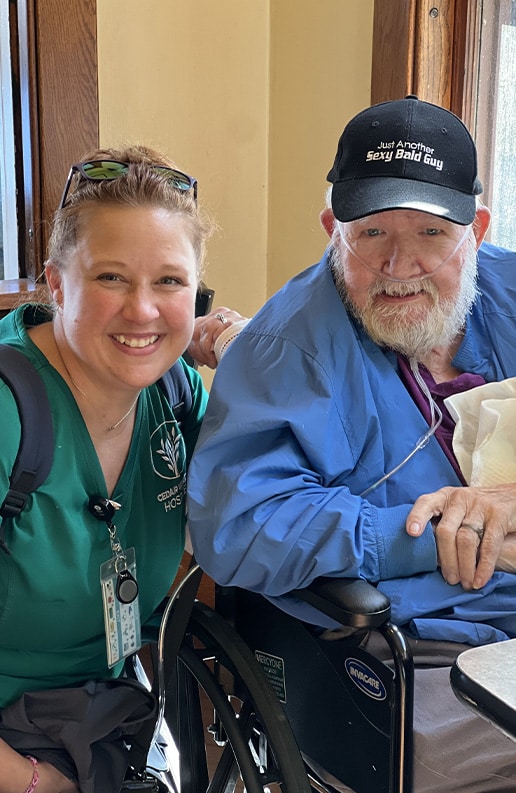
[186,306,248,369]
[406,484,516,590]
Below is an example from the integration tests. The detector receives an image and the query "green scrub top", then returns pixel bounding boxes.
[0,305,207,707]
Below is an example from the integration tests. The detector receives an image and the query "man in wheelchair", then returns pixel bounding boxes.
[188,96,516,792]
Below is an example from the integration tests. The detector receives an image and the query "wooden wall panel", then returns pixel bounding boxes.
[413,0,454,105]
[34,0,98,259]
[371,0,416,104]
[372,0,475,113]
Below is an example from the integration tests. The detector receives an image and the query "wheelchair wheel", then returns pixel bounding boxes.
[169,600,314,793]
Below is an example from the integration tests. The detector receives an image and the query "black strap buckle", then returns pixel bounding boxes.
[0,487,29,519]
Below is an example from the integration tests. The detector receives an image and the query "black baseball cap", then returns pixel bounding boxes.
[327,95,483,225]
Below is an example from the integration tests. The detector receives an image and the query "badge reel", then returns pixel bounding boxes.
[89,496,142,667]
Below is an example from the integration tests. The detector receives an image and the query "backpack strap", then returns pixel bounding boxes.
[0,345,54,548]
[157,359,193,426]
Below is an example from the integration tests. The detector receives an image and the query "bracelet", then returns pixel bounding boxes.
[23,756,39,793]
[213,318,250,362]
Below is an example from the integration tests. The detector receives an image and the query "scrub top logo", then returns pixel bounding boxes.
[151,420,186,481]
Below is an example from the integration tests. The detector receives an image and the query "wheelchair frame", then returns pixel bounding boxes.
[138,563,414,793]
[128,562,310,792]
[293,577,414,793]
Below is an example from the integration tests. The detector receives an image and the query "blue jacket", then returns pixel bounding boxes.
[188,242,516,645]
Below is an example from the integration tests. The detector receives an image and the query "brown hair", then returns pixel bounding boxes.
[47,144,213,277]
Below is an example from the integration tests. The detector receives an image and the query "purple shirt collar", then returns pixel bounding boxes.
[397,355,485,483]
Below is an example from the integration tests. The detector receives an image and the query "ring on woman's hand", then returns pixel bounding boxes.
[460,522,485,541]
[215,312,228,325]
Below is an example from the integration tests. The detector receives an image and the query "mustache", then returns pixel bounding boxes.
[368,278,439,299]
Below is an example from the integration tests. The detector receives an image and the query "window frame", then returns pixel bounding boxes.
[371,0,516,245]
[371,0,478,121]
[0,1,18,280]
[0,0,98,315]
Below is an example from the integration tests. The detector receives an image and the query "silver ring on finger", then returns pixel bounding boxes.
[215,312,228,325]
[459,522,485,541]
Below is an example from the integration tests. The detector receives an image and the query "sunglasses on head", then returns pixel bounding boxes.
[59,159,198,209]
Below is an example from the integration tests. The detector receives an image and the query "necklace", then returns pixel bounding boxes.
[106,395,140,432]
[54,340,141,433]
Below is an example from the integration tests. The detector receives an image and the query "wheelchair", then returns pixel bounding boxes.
[141,559,414,793]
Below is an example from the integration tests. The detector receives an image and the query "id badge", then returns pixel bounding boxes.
[100,546,142,668]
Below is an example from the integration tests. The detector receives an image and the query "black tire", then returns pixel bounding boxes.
[168,600,313,793]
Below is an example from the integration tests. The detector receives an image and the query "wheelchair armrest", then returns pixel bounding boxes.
[292,577,391,630]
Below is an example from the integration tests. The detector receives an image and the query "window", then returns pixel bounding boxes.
[0,1,18,280]
[474,0,516,248]
[372,0,516,251]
